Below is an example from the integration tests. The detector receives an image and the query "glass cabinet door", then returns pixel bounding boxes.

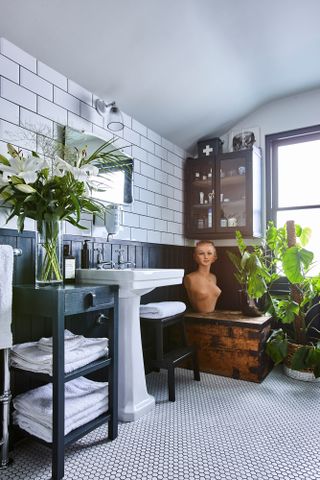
[217,153,249,232]
[187,159,215,234]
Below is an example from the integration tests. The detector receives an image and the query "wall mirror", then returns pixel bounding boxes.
[63,126,134,205]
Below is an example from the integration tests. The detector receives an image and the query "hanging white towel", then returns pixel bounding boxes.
[10,330,109,375]
[139,301,186,319]
[0,245,14,349]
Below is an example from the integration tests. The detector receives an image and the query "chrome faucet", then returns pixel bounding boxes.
[95,248,115,270]
[114,248,135,269]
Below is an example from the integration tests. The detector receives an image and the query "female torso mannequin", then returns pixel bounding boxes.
[184,241,221,313]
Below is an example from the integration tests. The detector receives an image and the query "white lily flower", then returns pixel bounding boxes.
[52,156,72,177]
[2,154,47,184]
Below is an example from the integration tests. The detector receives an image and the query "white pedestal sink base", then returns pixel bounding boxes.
[76,268,184,422]
[118,291,155,421]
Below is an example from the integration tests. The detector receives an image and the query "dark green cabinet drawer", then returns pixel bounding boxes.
[64,286,114,315]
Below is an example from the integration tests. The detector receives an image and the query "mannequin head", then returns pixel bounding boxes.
[193,240,217,268]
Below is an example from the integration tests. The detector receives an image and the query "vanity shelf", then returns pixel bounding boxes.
[12,284,119,480]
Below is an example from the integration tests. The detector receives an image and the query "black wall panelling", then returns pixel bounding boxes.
[0,228,240,310]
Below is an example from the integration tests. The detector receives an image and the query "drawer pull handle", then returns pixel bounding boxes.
[96,313,109,325]
[88,292,97,307]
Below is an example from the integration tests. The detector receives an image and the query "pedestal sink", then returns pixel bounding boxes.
[76,268,184,421]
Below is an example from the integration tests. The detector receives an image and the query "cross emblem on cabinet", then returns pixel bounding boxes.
[202,144,213,156]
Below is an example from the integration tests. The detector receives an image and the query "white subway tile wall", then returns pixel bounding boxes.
[0,38,189,245]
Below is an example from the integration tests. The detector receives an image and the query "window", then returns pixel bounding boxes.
[266,125,320,274]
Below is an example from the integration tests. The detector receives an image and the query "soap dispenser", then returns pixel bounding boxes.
[81,240,90,269]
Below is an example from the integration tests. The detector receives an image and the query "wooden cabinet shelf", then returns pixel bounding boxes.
[184,146,262,239]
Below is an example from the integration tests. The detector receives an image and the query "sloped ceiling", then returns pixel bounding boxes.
[1,0,320,153]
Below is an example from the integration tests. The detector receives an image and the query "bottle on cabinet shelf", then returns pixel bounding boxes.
[208,208,213,228]
[220,210,228,228]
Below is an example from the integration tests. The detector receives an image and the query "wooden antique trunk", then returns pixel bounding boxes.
[184,310,273,383]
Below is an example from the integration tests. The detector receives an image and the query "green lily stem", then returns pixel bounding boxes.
[37,221,62,282]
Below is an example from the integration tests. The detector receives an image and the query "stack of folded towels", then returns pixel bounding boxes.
[139,301,186,319]
[13,376,108,442]
[10,329,109,375]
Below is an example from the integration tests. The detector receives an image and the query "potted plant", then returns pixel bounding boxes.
[228,221,320,379]
[0,139,128,284]
[226,230,274,316]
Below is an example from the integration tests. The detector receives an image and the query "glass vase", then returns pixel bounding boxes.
[36,220,63,286]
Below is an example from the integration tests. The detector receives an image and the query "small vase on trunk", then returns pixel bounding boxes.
[35,220,63,286]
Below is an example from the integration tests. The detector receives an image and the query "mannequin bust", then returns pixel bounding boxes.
[184,240,221,313]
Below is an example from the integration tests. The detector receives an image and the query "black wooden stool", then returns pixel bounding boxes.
[140,312,200,401]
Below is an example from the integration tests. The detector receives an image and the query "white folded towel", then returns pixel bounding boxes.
[13,376,107,421]
[0,245,14,349]
[11,330,109,375]
[38,329,84,352]
[13,376,108,442]
[13,402,108,443]
[140,301,186,319]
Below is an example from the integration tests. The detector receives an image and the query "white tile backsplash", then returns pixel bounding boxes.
[20,108,53,136]
[0,120,36,151]
[54,87,80,115]
[0,97,19,124]
[0,37,188,246]
[67,111,92,132]
[147,128,161,145]
[147,178,162,194]
[132,118,147,136]
[139,215,155,230]
[68,79,92,106]
[140,136,155,154]
[38,96,67,125]
[0,54,19,83]
[1,77,36,110]
[131,227,147,242]
[20,68,53,100]
[139,188,155,204]
[123,126,140,145]
[38,61,67,90]
[0,38,36,72]
[155,144,167,160]
[132,145,148,162]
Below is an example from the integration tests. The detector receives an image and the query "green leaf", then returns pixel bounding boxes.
[291,346,310,370]
[266,329,288,364]
[282,246,313,283]
[300,227,312,247]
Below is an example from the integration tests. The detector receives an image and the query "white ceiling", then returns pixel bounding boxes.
[1,0,320,153]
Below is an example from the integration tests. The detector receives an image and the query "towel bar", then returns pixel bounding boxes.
[0,246,21,469]
[0,349,12,469]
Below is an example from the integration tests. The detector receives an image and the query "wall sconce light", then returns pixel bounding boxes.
[95,99,124,132]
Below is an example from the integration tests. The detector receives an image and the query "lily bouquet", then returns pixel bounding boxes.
[0,140,126,283]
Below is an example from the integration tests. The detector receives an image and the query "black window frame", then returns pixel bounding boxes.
[266,124,320,224]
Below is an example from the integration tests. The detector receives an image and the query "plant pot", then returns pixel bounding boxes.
[238,289,262,317]
[35,220,63,286]
[284,342,320,382]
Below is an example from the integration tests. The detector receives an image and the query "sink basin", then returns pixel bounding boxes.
[76,268,184,295]
[76,267,184,421]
